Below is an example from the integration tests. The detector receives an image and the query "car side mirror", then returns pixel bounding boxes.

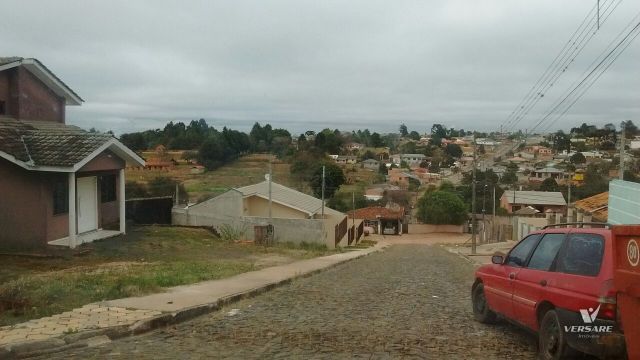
[491,253,504,265]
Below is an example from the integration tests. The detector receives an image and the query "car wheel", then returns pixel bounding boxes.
[472,283,497,324]
[538,310,577,360]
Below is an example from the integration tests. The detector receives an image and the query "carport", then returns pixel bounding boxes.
[348,206,405,235]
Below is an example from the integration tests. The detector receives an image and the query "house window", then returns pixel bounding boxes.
[53,180,68,215]
[100,174,117,203]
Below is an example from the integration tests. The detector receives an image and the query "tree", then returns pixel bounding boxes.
[570,152,586,164]
[552,130,571,152]
[399,124,409,137]
[445,143,463,158]
[310,163,345,199]
[431,124,447,139]
[409,131,421,141]
[539,178,559,192]
[416,191,467,225]
[370,132,384,147]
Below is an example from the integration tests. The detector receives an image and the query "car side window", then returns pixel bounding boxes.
[527,233,565,271]
[506,234,541,267]
[556,233,605,277]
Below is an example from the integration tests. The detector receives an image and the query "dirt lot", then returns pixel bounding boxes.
[0,226,338,326]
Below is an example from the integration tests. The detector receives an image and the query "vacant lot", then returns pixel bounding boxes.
[0,226,336,326]
[127,154,308,202]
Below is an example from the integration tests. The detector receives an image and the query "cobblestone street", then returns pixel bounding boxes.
[43,244,538,359]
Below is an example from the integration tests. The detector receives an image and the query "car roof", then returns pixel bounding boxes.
[529,227,611,238]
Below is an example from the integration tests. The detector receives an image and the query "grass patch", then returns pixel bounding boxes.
[0,225,338,326]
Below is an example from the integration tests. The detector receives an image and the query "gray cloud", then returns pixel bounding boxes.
[2,0,639,135]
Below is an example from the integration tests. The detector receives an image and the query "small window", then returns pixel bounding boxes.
[53,180,68,215]
[556,233,605,277]
[100,175,117,203]
[506,234,541,267]
[527,233,565,271]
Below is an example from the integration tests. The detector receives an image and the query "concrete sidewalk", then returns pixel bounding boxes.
[445,240,516,265]
[0,242,388,358]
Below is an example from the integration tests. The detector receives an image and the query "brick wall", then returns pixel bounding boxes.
[0,67,65,122]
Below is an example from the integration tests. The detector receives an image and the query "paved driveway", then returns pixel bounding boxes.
[42,244,538,359]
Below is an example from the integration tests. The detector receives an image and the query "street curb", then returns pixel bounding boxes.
[0,243,389,359]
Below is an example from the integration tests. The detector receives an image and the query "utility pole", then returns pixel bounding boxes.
[352,192,355,241]
[471,135,477,255]
[567,173,572,217]
[620,121,626,180]
[268,159,273,222]
[175,183,180,206]
[321,165,325,218]
[482,183,487,244]
[492,184,496,242]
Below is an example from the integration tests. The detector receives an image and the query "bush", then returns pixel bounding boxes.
[416,191,467,225]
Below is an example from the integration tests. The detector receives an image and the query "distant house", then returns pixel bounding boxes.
[348,206,405,235]
[345,142,364,151]
[361,158,380,170]
[335,155,357,165]
[400,154,426,166]
[364,188,384,201]
[529,167,569,184]
[145,145,174,170]
[500,191,567,214]
[523,145,553,160]
[0,57,145,248]
[172,180,353,248]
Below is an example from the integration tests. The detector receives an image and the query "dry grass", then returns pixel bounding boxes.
[0,225,336,326]
[126,154,309,202]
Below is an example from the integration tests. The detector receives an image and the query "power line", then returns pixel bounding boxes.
[503,0,623,133]
[503,1,603,129]
[533,14,640,134]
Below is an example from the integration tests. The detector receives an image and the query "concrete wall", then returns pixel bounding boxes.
[516,216,548,240]
[173,190,351,248]
[172,209,337,248]
[408,224,464,234]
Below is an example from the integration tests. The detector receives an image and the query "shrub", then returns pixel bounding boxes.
[416,190,467,225]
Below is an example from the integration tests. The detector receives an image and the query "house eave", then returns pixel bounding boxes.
[0,138,145,173]
[0,58,84,105]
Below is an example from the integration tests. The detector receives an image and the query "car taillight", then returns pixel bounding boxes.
[597,279,617,321]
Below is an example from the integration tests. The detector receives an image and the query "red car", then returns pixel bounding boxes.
[472,224,627,359]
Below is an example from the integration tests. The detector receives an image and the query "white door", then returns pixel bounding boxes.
[77,176,98,234]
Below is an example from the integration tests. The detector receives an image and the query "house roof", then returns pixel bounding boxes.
[0,117,145,171]
[503,191,566,206]
[0,57,83,105]
[514,206,540,215]
[532,167,565,174]
[236,180,342,217]
[348,206,404,220]
[573,191,608,222]
[362,159,379,164]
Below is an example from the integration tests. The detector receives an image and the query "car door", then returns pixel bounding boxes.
[484,233,541,320]
[512,232,567,329]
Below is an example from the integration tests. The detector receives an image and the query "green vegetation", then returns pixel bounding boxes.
[416,190,467,225]
[0,226,336,326]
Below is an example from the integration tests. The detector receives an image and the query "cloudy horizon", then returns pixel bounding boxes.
[2,0,639,136]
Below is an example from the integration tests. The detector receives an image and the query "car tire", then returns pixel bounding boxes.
[472,283,497,324]
[538,310,578,360]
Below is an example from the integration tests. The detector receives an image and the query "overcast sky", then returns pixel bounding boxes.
[2,0,639,135]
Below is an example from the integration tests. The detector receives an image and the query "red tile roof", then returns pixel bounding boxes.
[348,206,404,220]
[573,192,608,222]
